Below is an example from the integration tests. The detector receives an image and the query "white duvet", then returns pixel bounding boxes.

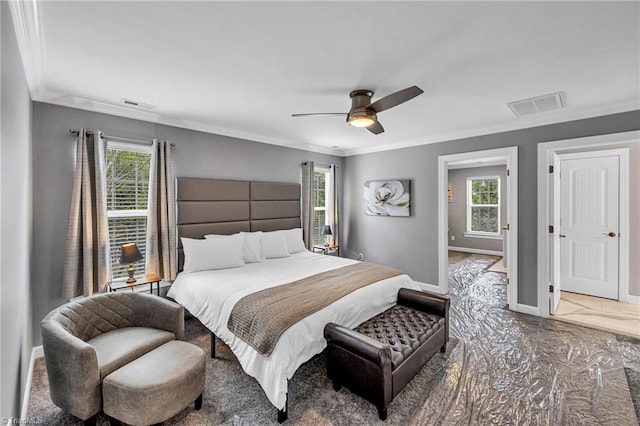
[166,251,420,410]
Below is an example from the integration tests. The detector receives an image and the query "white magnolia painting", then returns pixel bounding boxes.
[364,180,411,216]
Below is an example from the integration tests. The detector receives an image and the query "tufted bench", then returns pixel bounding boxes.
[324,288,449,420]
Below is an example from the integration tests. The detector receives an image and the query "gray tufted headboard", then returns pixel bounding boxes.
[176,177,301,271]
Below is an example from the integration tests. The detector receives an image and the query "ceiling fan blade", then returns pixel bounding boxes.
[368,86,424,113]
[367,121,385,135]
[291,113,347,117]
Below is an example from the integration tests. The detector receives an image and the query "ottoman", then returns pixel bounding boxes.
[103,340,206,425]
[324,288,449,420]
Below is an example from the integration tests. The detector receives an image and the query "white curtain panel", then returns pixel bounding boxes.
[62,129,110,298]
[330,164,340,247]
[301,161,314,250]
[146,140,177,280]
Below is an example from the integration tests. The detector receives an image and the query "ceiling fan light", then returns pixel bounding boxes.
[349,116,376,128]
[348,109,377,128]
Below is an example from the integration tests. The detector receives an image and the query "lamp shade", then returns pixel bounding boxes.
[322,225,332,236]
[120,242,143,264]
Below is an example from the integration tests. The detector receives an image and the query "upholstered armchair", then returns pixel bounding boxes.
[40,292,184,423]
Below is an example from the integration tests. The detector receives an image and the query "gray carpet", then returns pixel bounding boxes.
[28,254,640,425]
[27,315,458,425]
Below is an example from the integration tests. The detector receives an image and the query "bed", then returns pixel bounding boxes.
[166,177,421,420]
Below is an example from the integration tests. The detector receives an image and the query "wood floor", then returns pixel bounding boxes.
[553,291,640,338]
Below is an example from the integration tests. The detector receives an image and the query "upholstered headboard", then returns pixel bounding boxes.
[176,177,301,271]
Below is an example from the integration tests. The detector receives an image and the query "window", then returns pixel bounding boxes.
[466,176,500,236]
[105,143,152,279]
[313,167,331,245]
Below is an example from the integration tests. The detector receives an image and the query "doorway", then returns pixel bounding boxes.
[537,130,639,319]
[437,147,518,312]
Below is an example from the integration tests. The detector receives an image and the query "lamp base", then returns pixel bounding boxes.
[126,264,137,284]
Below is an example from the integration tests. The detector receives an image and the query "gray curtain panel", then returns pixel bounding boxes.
[330,164,340,247]
[62,129,110,298]
[301,161,314,250]
[146,140,177,280]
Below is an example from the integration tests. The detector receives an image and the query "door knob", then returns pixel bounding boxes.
[559,234,566,238]
[603,232,617,237]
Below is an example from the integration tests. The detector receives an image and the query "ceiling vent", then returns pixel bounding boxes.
[507,92,565,117]
[120,98,156,110]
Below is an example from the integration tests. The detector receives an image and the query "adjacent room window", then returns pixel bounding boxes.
[105,143,152,279]
[313,167,331,245]
[466,176,500,236]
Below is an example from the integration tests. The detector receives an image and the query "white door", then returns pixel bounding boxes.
[559,155,619,299]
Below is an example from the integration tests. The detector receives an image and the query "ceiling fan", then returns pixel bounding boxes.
[291,86,423,135]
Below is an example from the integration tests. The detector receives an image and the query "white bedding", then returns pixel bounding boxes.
[166,251,421,410]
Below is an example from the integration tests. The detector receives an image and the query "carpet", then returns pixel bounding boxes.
[28,316,458,425]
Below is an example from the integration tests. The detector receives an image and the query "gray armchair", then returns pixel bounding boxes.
[40,291,184,423]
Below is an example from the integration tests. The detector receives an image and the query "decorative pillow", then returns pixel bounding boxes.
[285,228,307,253]
[206,232,263,263]
[239,231,263,263]
[181,235,245,273]
[260,231,290,259]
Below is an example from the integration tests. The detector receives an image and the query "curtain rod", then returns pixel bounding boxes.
[69,129,175,147]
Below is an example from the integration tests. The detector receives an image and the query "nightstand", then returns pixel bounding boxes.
[107,274,162,295]
[313,244,340,256]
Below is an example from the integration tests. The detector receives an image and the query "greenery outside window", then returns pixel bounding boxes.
[466,176,500,236]
[106,143,152,279]
[313,167,331,245]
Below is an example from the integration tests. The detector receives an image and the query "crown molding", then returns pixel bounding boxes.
[341,100,640,156]
[32,91,344,157]
[32,89,639,159]
[8,0,46,98]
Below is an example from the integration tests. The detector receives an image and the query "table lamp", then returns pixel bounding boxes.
[322,225,332,246]
[120,242,143,283]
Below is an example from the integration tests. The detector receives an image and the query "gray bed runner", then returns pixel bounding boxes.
[227,262,403,355]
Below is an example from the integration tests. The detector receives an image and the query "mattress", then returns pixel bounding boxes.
[166,251,421,410]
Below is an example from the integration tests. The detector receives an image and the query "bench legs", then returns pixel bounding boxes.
[440,342,446,353]
[377,406,388,421]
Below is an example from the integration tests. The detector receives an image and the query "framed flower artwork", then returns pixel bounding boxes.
[364,180,411,216]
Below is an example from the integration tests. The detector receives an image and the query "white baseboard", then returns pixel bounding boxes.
[414,281,444,294]
[21,345,43,419]
[448,246,503,256]
[516,304,540,317]
[622,294,640,305]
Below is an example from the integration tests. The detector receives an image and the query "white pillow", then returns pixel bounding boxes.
[285,228,307,253]
[260,231,290,259]
[239,231,263,263]
[205,232,263,263]
[181,236,245,273]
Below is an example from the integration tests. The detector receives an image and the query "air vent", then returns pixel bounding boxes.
[508,92,565,117]
[120,98,156,110]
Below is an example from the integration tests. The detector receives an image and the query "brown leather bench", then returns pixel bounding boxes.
[324,288,449,420]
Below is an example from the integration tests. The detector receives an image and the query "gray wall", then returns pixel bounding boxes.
[1,2,33,418]
[30,102,344,346]
[343,110,640,307]
[448,165,507,252]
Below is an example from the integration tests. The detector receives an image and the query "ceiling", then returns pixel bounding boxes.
[10,1,640,156]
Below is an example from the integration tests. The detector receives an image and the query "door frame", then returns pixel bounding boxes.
[537,131,638,317]
[437,146,519,312]
[553,149,628,305]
